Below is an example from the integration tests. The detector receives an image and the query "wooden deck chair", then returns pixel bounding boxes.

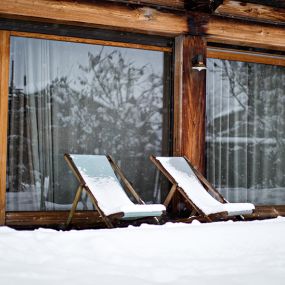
[64,154,166,228]
[150,155,255,223]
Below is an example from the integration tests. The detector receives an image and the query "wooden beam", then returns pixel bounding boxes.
[0,30,10,225]
[105,0,223,12]
[0,0,188,36]
[173,36,206,214]
[175,35,206,172]
[239,0,285,9]
[207,16,285,51]
[0,0,285,51]
[5,205,285,228]
[5,211,104,228]
[215,0,285,25]
[184,0,223,12]
[207,47,285,67]
[10,31,172,52]
[173,36,183,156]
[106,0,186,10]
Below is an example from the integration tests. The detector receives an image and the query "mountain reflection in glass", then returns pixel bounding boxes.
[7,37,170,211]
[206,58,285,205]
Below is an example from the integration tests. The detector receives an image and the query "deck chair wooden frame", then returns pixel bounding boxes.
[65,154,161,229]
[150,155,253,223]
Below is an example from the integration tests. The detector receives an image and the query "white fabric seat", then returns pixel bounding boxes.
[156,157,255,216]
[70,155,165,218]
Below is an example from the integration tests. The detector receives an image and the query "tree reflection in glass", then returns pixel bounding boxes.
[206,58,285,205]
[7,37,170,211]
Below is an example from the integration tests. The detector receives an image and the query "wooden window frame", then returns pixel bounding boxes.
[1,26,285,226]
[0,28,174,227]
[207,46,285,67]
[205,44,285,213]
[0,30,10,226]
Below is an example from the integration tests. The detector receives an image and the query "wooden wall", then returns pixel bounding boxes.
[173,36,206,171]
[0,0,284,50]
[0,0,285,225]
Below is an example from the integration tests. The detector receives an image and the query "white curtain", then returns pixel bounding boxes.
[206,58,285,205]
[7,36,167,211]
[8,38,56,210]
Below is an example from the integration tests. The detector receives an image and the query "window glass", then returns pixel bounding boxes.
[206,58,285,205]
[7,36,171,211]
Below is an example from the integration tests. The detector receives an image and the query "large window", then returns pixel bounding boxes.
[7,36,172,211]
[206,57,285,205]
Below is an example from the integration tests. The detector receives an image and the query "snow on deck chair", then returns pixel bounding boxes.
[64,154,166,228]
[150,155,255,223]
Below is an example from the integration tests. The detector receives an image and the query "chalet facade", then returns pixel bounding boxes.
[0,0,284,228]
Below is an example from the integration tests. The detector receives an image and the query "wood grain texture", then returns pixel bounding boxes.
[5,211,103,228]
[108,0,223,12]
[1,0,285,51]
[207,16,285,51]
[5,205,285,228]
[106,0,186,10]
[207,47,285,67]
[215,0,285,25]
[238,0,285,9]
[0,31,10,225]
[0,0,188,36]
[173,36,184,156]
[181,36,206,173]
[11,31,172,52]
[173,35,206,172]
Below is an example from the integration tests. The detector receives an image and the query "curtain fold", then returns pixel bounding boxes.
[206,58,285,205]
[7,36,168,211]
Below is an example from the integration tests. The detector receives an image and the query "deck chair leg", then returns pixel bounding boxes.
[152,217,160,225]
[66,185,83,228]
[163,183,177,208]
[89,194,114,229]
[107,155,144,205]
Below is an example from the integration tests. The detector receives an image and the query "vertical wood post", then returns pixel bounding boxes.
[0,31,10,225]
[174,35,206,173]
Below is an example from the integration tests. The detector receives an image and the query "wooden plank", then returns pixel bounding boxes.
[0,0,188,36]
[170,36,207,214]
[173,36,184,156]
[215,0,285,25]
[0,18,174,49]
[106,0,186,10]
[238,0,285,9]
[181,36,206,173]
[0,1,284,51]
[0,30,10,225]
[10,31,172,52]
[5,205,285,228]
[5,211,104,228]
[243,205,283,220]
[207,47,285,67]
[207,16,285,51]
[108,0,223,12]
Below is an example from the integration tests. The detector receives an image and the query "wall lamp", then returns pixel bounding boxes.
[192,54,207,71]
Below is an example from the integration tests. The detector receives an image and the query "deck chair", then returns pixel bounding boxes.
[64,154,166,228]
[150,155,255,222]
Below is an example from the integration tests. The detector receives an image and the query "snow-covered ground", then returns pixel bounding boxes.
[1,218,285,285]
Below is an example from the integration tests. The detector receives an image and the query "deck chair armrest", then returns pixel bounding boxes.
[163,183,178,208]
[183,156,227,204]
[107,155,145,205]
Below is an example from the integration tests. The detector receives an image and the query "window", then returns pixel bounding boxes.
[206,56,285,205]
[7,35,172,211]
